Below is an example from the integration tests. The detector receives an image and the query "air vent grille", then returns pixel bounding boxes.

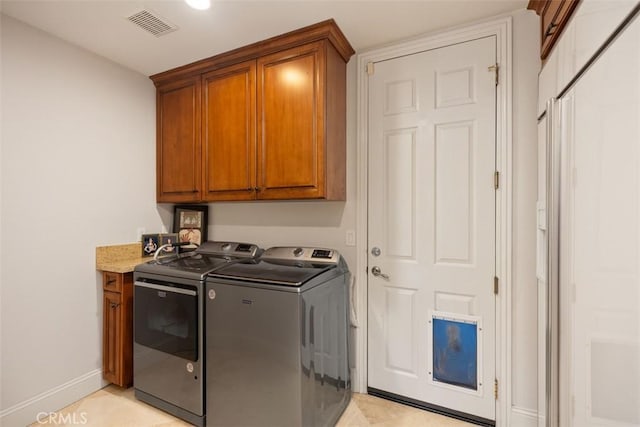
[127,9,178,37]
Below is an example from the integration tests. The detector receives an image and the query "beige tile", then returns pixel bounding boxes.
[32,386,475,427]
[335,395,370,427]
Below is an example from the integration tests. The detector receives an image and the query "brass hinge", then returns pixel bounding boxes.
[366,62,375,76]
[494,276,499,295]
[488,63,499,86]
[494,171,500,189]
[494,378,499,400]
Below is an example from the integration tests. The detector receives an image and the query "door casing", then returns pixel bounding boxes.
[355,16,513,426]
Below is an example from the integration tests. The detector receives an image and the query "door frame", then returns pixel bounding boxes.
[355,16,513,426]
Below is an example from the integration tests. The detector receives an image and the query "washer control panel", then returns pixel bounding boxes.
[197,241,260,258]
[262,247,340,264]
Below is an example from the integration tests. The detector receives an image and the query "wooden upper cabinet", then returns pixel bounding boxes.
[156,76,202,202]
[151,19,354,202]
[203,60,257,201]
[257,40,347,200]
[258,42,324,199]
[528,0,581,60]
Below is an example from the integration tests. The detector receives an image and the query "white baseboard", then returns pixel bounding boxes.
[510,405,539,427]
[0,369,106,426]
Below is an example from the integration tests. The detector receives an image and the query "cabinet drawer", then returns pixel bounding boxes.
[103,272,122,293]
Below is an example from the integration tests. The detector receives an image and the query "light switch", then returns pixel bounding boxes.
[346,230,356,246]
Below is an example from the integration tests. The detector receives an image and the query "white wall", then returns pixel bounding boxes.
[510,8,540,426]
[0,15,165,425]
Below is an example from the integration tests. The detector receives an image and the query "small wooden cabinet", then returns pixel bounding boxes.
[528,0,581,60]
[102,271,133,387]
[152,19,354,203]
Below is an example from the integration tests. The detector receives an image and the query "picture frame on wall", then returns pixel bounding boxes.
[173,205,208,246]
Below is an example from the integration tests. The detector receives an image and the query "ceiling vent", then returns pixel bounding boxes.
[127,9,178,37]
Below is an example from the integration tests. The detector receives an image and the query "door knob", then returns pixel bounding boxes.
[371,266,389,280]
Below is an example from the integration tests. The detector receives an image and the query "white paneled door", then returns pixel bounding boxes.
[367,36,497,421]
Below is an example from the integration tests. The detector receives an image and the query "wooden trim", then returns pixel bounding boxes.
[526,0,546,15]
[325,43,347,200]
[150,19,355,85]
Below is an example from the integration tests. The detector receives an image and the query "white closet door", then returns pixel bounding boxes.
[559,12,640,427]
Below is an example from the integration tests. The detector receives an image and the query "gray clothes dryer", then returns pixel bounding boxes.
[133,241,260,427]
[205,247,351,427]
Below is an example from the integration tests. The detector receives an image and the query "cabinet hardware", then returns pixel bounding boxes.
[107,278,116,285]
[545,22,558,37]
[110,302,120,309]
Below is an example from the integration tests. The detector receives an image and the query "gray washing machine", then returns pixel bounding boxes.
[205,247,351,427]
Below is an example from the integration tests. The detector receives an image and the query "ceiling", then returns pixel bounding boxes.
[1,0,528,76]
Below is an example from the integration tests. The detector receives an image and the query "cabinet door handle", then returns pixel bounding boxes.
[106,278,116,285]
[545,22,558,38]
[110,302,120,309]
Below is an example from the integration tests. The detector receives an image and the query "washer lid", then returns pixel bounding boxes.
[135,241,260,281]
[209,259,336,287]
[135,252,232,280]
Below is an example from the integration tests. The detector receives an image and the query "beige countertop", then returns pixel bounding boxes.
[96,242,151,273]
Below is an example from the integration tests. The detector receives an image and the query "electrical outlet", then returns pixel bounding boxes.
[346,230,356,247]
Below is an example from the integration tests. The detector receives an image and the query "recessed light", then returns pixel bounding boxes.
[185,0,211,10]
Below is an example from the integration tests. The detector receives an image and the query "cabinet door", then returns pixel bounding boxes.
[103,291,122,385]
[156,76,202,202]
[203,61,257,201]
[534,0,580,60]
[257,42,326,199]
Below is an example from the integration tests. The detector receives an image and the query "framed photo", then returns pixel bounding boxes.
[173,205,208,246]
[159,233,179,256]
[141,234,160,257]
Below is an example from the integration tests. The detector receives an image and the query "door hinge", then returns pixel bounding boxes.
[488,63,499,86]
[494,276,499,295]
[494,171,500,189]
[366,62,375,76]
[494,378,499,400]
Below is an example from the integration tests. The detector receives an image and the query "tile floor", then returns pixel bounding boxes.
[30,385,475,426]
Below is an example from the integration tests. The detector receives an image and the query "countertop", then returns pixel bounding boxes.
[96,242,150,273]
